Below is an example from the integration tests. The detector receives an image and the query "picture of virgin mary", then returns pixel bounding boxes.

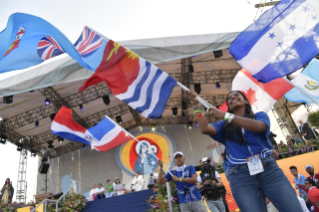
[134,141,159,175]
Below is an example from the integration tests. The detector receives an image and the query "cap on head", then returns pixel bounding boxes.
[305,165,313,171]
[201,157,210,164]
[173,151,184,159]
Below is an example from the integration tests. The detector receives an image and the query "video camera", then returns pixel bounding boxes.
[198,157,223,199]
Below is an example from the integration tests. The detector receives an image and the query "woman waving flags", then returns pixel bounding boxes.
[187,90,302,212]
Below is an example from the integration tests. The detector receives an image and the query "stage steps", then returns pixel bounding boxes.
[82,189,154,212]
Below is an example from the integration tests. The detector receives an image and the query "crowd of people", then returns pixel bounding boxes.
[88,174,157,201]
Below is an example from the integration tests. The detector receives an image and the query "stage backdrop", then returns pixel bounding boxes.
[36,125,216,198]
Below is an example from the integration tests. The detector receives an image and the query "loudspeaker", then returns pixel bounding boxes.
[39,163,50,174]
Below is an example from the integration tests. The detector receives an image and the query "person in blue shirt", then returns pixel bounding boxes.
[187,90,303,212]
[290,166,307,199]
[157,151,208,212]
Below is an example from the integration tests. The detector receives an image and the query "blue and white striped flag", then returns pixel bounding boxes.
[230,0,319,83]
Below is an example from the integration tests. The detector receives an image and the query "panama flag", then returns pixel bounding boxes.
[79,39,177,119]
[51,107,132,152]
[285,58,319,104]
[230,0,319,83]
[219,69,294,113]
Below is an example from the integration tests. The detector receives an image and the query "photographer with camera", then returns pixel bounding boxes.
[197,157,226,212]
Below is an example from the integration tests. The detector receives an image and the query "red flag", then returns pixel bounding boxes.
[79,40,140,95]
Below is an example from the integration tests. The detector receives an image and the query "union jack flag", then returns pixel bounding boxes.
[37,36,64,60]
[74,27,103,58]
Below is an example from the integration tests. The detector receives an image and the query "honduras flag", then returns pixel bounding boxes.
[230,0,319,83]
[0,13,99,74]
[51,107,132,152]
[285,58,319,104]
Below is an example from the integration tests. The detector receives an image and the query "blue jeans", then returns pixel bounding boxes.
[106,192,114,198]
[206,198,225,212]
[224,156,303,212]
[95,193,105,199]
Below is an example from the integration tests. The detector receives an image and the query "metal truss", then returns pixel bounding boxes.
[16,149,28,203]
[165,95,227,109]
[180,57,192,121]
[38,87,87,127]
[85,103,131,128]
[171,69,239,84]
[3,83,111,131]
[272,97,303,140]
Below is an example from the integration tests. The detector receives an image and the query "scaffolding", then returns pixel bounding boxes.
[16,149,28,203]
[272,97,303,140]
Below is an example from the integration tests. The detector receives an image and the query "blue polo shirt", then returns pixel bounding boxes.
[165,165,202,203]
[210,112,274,166]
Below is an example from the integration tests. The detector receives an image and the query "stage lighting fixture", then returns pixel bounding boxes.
[151,124,156,131]
[194,83,201,94]
[172,107,178,117]
[0,135,7,144]
[188,121,193,129]
[188,64,194,73]
[215,82,221,89]
[45,98,50,105]
[182,101,187,110]
[41,157,48,163]
[50,113,56,121]
[83,144,87,150]
[213,50,223,59]
[31,149,37,157]
[102,95,110,106]
[58,136,64,143]
[17,144,23,151]
[182,112,186,118]
[35,120,39,127]
[47,140,54,149]
[3,95,13,104]
[79,104,83,111]
[116,116,122,124]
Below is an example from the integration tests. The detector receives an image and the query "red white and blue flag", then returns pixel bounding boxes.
[79,40,177,119]
[74,27,103,58]
[37,36,65,60]
[51,106,132,152]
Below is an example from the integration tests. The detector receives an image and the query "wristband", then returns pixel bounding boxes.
[159,169,164,173]
[228,113,235,123]
[179,177,182,182]
[223,112,230,122]
[195,113,205,119]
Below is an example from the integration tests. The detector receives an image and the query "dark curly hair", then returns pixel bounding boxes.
[223,91,255,144]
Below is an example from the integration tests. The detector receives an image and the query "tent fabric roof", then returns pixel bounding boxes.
[0,32,241,157]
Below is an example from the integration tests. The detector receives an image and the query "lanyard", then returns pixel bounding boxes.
[311,174,316,180]
[242,128,254,156]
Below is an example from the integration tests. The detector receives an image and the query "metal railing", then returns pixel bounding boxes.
[31,181,79,212]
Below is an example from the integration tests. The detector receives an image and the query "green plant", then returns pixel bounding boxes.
[308,111,319,128]
[59,193,87,212]
[147,181,180,212]
[0,202,27,212]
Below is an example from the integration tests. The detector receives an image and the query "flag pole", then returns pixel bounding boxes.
[104,115,174,176]
[176,82,214,109]
[285,79,319,106]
